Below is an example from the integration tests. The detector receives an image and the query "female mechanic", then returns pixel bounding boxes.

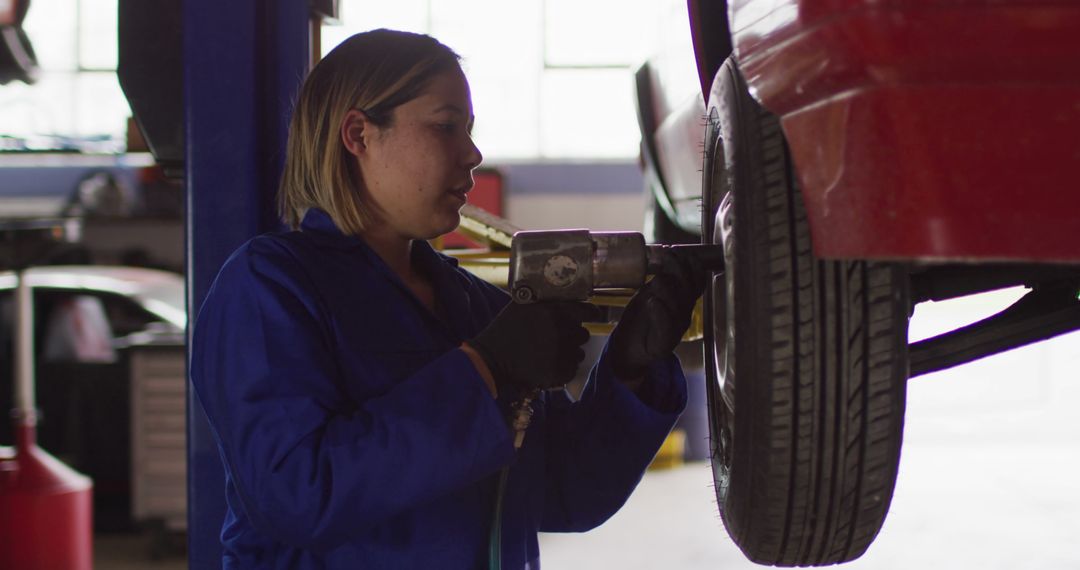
[190,28,705,569]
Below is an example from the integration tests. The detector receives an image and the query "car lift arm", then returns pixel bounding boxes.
[909,282,1080,378]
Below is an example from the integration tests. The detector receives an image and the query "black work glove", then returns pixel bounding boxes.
[468,301,600,393]
[608,250,707,382]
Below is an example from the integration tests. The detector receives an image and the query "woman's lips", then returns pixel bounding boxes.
[448,183,472,203]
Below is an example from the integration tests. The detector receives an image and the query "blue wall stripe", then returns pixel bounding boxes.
[496,161,644,196]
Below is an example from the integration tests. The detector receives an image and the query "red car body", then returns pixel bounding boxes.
[695,0,1080,262]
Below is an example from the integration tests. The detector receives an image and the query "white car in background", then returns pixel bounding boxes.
[0,265,185,532]
[0,265,185,340]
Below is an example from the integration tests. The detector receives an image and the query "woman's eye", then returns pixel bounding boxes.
[436,123,457,133]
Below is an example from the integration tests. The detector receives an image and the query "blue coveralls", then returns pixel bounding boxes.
[190,208,688,569]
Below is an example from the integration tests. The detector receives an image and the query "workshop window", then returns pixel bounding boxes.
[322,0,687,161]
[0,0,129,152]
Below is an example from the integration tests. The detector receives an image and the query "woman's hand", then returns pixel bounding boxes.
[608,250,706,386]
[467,301,600,393]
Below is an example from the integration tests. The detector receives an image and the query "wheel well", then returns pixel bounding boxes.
[688,0,733,103]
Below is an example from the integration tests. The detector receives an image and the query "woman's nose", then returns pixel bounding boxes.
[464,137,483,170]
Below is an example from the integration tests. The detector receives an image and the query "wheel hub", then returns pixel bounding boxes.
[712,191,736,411]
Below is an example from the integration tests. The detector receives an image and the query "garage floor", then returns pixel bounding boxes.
[540,290,1080,569]
[97,289,1080,569]
[540,445,1080,569]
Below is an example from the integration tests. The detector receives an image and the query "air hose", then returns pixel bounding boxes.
[488,393,535,570]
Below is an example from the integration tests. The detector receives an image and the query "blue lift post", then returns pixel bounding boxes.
[184,1,310,566]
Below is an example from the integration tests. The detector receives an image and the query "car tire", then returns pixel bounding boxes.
[702,57,910,566]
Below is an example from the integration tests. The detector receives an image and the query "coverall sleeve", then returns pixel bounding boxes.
[539,341,687,532]
[190,240,515,552]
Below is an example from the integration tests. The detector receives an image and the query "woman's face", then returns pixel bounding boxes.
[352,69,483,241]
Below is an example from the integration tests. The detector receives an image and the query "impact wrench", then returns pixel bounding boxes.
[508,229,725,303]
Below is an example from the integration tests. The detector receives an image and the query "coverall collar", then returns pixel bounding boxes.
[299,207,469,337]
[298,208,459,266]
[298,208,365,249]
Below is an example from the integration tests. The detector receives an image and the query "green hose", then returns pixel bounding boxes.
[487,466,510,570]
[489,393,535,570]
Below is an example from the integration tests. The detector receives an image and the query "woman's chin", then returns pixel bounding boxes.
[424,214,461,242]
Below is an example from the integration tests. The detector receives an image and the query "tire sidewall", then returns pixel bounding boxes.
[704,58,769,545]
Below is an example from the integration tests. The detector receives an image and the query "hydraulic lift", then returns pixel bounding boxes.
[117,0,320,565]
[180,2,312,566]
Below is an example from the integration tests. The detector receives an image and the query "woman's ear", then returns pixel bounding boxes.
[340,109,371,159]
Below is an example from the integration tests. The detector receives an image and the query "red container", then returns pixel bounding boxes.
[0,423,93,570]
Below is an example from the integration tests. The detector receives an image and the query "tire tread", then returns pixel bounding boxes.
[707,58,908,567]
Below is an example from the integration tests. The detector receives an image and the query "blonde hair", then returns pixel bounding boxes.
[278,29,462,234]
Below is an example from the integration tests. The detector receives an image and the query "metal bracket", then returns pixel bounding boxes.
[455,204,519,250]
